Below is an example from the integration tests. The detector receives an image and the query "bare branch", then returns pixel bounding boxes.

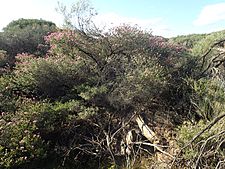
[200,39,225,69]
[182,112,225,150]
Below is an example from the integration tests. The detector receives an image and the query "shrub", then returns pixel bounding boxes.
[13,52,100,100]
[0,19,57,58]
[176,119,225,168]
[0,103,48,168]
[0,50,8,67]
[187,77,225,121]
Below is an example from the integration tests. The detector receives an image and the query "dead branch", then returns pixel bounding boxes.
[196,39,225,79]
[198,52,225,78]
[136,115,158,143]
[111,113,137,141]
[215,159,225,169]
[195,130,225,168]
[133,141,174,158]
[200,39,225,69]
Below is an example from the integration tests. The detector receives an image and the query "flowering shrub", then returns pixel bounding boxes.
[149,36,187,69]
[1,63,102,168]
[13,52,98,100]
[44,30,77,57]
[149,36,185,54]
[0,22,194,168]
[0,109,48,168]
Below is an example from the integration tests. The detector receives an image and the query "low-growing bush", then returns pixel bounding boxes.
[176,118,225,168]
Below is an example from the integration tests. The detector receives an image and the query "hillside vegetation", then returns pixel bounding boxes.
[0,1,225,169]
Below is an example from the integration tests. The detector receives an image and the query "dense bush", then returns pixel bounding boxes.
[0,22,192,168]
[0,19,57,60]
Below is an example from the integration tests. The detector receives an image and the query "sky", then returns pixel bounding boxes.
[1,0,225,37]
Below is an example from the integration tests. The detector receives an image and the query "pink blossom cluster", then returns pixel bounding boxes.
[15,53,48,73]
[15,53,34,61]
[44,30,76,44]
[44,30,77,53]
[44,32,66,43]
[15,53,38,73]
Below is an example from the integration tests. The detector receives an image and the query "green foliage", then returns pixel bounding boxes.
[0,107,48,168]
[0,50,11,75]
[0,50,8,67]
[177,119,225,168]
[0,95,100,168]
[187,77,225,121]
[3,18,56,31]
[0,18,57,58]
[0,49,103,168]
[191,30,225,56]
[13,52,103,101]
[171,30,225,54]
[170,33,207,49]
[0,75,18,113]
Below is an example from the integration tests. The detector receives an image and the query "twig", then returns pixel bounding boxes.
[171,112,225,168]
[110,113,137,140]
[197,39,225,79]
[133,141,174,158]
[182,112,225,150]
[200,39,225,69]
[215,159,225,169]
[195,130,225,168]
[198,52,225,78]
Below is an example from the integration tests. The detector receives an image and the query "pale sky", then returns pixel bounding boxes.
[1,0,225,37]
